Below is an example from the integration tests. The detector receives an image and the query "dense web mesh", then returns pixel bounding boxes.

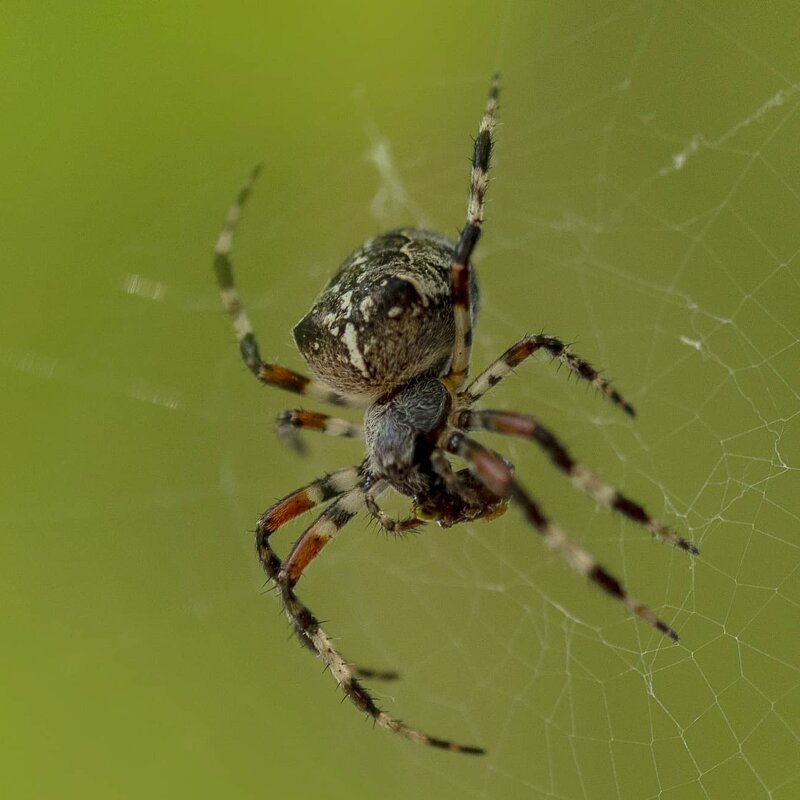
[41,4,797,798]
[330,5,800,798]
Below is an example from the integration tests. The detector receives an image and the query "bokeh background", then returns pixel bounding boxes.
[2,2,798,798]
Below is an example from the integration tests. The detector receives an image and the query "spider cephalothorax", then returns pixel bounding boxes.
[213,75,697,755]
[363,374,507,526]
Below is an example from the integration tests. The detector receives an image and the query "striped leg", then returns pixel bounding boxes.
[255,466,362,547]
[461,334,635,416]
[443,75,501,392]
[277,580,484,754]
[214,166,354,407]
[443,430,680,642]
[257,483,483,754]
[459,410,698,554]
[276,409,363,455]
[278,486,367,587]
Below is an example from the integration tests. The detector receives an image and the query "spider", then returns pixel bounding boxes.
[213,75,697,755]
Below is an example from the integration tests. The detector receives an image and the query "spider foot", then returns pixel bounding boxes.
[281,582,484,754]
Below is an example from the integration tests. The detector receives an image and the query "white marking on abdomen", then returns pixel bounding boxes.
[341,323,369,377]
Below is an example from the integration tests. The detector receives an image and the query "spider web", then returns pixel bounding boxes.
[6,3,796,798]
[325,5,799,799]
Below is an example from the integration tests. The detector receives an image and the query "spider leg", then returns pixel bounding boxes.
[257,482,484,754]
[443,75,501,392]
[458,409,698,554]
[276,408,363,455]
[460,334,635,416]
[256,466,363,541]
[425,448,509,526]
[364,482,425,534]
[258,473,400,682]
[214,165,358,408]
[277,486,366,587]
[442,429,680,641]
[430,447,462,492]
[432,445,513,490]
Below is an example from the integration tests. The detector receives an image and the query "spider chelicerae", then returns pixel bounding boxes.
[213,76,697,755]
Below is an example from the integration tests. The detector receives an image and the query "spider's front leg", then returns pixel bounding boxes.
[214,165,361,409]
[441,429,680,641]
[459,408,698,554]
[256,475,484,754]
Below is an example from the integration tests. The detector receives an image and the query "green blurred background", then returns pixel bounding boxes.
[2,2,798,798]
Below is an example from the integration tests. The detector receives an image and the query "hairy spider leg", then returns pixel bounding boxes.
[277,486,366,587]
[214,164,355,407]
[276,408,363,455]
[257,484,484,755]
[443,430,680,642]
[459,409,698,554]
[256,466,363,541]
[444,74,501,392]
[461,334,636,415]
[363,482,426,534]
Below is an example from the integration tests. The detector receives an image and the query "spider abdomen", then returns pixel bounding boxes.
[293,228,478,401]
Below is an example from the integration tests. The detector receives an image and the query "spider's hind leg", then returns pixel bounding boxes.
[214,166,358,408]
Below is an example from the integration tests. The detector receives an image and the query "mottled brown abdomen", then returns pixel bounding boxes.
[293,229,478,402]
